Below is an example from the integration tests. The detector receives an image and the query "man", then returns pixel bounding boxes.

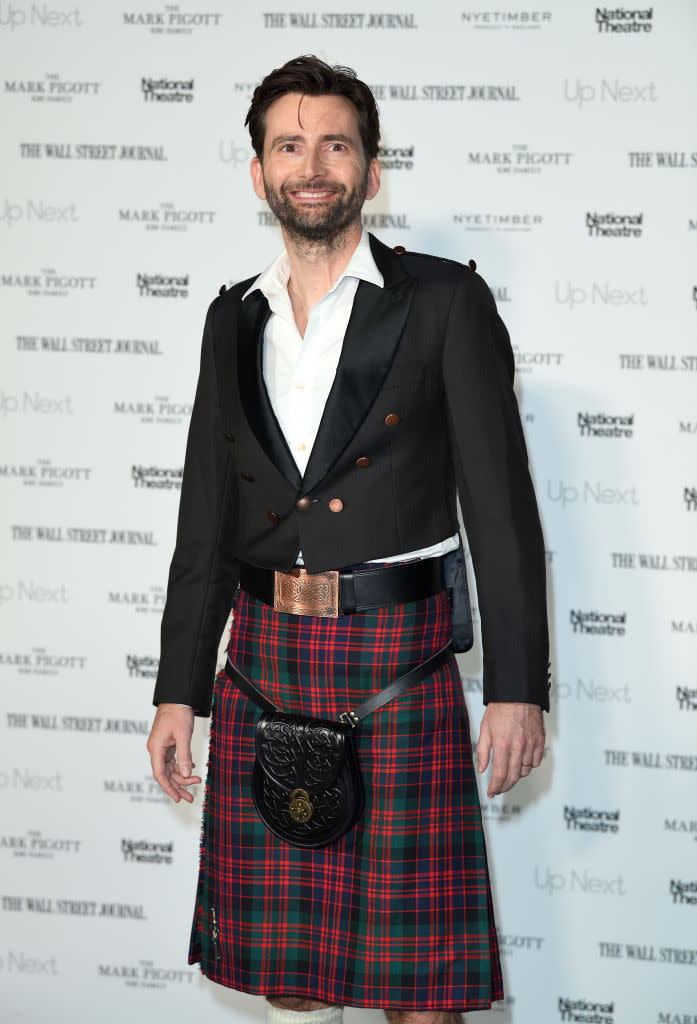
[148,55,549,1024]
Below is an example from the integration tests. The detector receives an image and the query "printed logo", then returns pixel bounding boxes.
[628,151,697,168]
[683,487,697,511]
[611,553,696,572]
[570,610,626,636]
[670,880,697,906]
[378,144,414,170]
[121,839,172,864]
[19,143,166,160]
[535,867,626,896]
[141,77,193,102]
[563,806,620,833]
[4,73,99,101]
[123,10,222,32]
[563,78,656,106]
[136,273,188,297]
[460,10,552,29]
[125,655,158,679]
[596,7,653,33]
[0,4,82,30]
[577,412,634,438]
[131,466,182,490]
[586,212,642,238]
[558,997,614,1023]
[119,204,214,230]
[675,686,697,710]
[0,897,146,919]
[603,750,697,771]
[0,830,81,858]
[555,281,647,309]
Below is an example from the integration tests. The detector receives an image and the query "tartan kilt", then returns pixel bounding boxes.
[188,575,504,1011]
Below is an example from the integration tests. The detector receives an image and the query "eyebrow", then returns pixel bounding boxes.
[269,133,356,148]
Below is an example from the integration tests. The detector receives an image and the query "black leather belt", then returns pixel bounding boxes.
[239,556,447,618]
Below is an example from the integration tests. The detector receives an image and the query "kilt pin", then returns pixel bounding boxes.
[188,571,504,1012]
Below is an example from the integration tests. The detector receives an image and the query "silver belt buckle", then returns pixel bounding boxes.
[273,568,339,617]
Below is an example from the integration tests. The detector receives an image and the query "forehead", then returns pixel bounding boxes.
[264,92,360,142]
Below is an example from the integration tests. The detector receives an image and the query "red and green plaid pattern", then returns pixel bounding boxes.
[189,577,503,1011]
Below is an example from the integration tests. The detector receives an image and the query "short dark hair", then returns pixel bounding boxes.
[245,55,380,162]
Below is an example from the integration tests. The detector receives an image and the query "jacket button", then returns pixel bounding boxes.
[296,496,311,510]
[267,511,279,525]
[240,471,254,482]
[223,431,234,443]
[393,245,406,255]
[385,413,401,426]
[355,456,372,468]
[328,498,344,513]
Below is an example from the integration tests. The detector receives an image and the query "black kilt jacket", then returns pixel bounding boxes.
[153,233,550,716]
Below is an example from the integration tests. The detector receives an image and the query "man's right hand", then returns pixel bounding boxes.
[147,703,202,803]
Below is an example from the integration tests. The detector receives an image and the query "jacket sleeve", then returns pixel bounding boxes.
[442,270,550,710]
[152,299,240,716]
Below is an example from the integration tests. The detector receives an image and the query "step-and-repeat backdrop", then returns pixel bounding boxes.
[1,2,695,1022]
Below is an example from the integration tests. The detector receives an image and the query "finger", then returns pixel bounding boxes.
[169,770,202,788]
[176,735,194,778]
[520,748,535,778]
[487,743,512,798]
[151,746,183,802]
[476,721,492,774]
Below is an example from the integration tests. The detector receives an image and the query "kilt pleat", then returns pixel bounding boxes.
[188,577,503,1011]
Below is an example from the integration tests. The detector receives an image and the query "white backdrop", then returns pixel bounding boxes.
[1,2,696,1022]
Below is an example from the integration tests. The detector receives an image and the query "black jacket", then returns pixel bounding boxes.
[153,234,550,715]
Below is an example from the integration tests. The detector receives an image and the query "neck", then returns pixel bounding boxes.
[282,219,363,315]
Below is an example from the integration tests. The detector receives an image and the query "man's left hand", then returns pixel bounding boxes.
[476,702,545,797]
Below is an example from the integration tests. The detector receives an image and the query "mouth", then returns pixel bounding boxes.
[288,188,337,201]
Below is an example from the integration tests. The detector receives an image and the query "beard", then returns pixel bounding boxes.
[263,168,369,247]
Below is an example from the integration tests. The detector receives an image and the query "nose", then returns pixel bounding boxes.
[298,144,325,180]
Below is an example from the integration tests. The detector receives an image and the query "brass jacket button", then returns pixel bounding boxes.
[267,511,279,524]
[223,431,234,443]
[296,496,311,510]
[393,245,406,255]
[328,498,344,513]
[240,471,254,482]
[385,413,401,426]
[355,456,372,468]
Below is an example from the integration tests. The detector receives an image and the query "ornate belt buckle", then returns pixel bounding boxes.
[273,568,339,618]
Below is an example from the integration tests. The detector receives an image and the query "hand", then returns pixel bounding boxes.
[147,703,202,803]
[476,701,545,798]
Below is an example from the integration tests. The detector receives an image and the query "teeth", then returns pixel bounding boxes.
[295,191,330,198]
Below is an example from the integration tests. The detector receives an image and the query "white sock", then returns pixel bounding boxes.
[265,1001,344,1024]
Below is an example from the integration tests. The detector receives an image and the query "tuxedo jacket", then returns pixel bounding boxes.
[153,233,550,716]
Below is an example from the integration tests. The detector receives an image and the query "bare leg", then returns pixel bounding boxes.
[384,1011,464,1024]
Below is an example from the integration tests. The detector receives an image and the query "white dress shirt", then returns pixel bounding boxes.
[243,230,458,565]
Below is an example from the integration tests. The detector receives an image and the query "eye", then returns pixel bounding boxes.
[328,143,346,152]
[280,143,297,153]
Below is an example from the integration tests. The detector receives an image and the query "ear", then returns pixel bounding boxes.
[250,156,266,200]
[365,157,381,201]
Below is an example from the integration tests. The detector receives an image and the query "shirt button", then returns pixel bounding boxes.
[295,382,305,390]
[297,443,306,452]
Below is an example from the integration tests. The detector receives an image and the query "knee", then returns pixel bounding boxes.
[266,995,340,1011]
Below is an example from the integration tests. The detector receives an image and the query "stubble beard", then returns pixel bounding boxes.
[263,168,369,254]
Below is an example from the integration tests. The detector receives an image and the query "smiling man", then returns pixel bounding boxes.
[147,55,550,1024]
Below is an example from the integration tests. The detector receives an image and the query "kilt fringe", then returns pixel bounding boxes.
[188,584,504,1010]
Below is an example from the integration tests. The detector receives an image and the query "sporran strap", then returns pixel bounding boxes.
[224,641,454,725]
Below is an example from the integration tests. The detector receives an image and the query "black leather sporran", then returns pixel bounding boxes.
[252,711,365,849]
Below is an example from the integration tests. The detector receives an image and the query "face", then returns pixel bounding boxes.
[250,92,380,245]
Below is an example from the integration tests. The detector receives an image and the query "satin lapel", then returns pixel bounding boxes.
[300,243,415,496]
[237,290,302,490]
